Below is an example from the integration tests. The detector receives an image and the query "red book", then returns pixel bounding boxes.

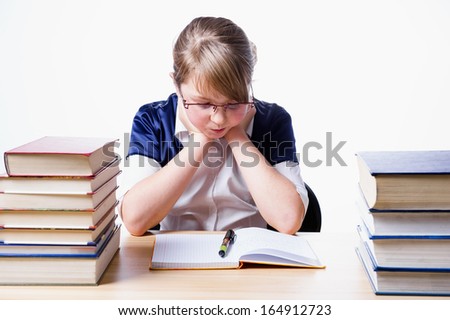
[4,136,118,176]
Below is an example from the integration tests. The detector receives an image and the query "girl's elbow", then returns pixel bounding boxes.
[121,202,149,236]
[278,203,305,234]
[121,213,148,236]
[125,223,148,237]
[277,218,302,235]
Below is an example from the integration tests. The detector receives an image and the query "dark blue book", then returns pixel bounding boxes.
[356,191,450,237]
[0,221,116,257]
[0,225,121,285]
[356,240,450,296]
[356,150,450,210]
[357,224,450,270]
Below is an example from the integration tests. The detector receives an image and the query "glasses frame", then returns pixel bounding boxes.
[178,90,254,114]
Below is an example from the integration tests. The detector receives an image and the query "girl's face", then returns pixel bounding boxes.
[178,77,253,140]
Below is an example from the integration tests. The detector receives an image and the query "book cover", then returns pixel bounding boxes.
[4,136,118,176]
[356,150,450,175]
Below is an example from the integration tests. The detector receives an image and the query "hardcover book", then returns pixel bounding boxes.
[0,225,121,285]
[0,197,118,229]
[357,224,450,269]
[356,239,450,296]
[356,193,450,237]
[0,222,116,257]
[4,136,118,177]
[0,209,117,245]
[0,176,118,210]
[356,150,450,210]
[0,158,120,194]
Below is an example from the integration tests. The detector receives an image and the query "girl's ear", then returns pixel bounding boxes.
[169,72,178,86]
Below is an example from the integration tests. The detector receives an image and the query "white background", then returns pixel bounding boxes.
[1,0,449,233]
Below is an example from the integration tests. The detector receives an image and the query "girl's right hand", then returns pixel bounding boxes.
[177,101,210,145]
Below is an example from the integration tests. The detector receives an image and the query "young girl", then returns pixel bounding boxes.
[121,17,308,235]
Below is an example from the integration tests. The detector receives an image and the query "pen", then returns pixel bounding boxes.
[218,229,235,257]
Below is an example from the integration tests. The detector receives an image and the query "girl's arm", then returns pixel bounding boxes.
[121,133,209,236]
[225,126,305,235]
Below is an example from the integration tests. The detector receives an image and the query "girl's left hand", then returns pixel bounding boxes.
[225,106,256,143]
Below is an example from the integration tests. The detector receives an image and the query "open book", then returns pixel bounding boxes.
[150,227,325,270]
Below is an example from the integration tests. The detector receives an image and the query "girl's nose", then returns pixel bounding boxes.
[210,107,227,125]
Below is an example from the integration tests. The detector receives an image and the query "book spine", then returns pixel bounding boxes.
[3,153,10,176]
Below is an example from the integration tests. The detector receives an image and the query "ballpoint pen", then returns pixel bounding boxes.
[218,229,235,257]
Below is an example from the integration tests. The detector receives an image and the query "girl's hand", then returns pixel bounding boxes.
[225,106,256,143]
[178,100,201,134]
[178,101,211,144]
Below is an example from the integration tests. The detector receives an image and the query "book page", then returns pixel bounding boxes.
[229,228,323,267]
[151,233,239,269]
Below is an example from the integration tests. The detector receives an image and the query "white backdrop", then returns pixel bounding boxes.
[1,0,449,232]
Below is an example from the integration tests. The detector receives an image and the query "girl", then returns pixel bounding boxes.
[121,17,308,235]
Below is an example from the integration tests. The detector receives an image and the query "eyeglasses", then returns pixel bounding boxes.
[179,91,254,117]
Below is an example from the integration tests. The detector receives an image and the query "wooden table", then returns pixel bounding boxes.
[0,228,448,300]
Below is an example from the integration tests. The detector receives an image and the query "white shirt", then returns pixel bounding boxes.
[120,116,309,231]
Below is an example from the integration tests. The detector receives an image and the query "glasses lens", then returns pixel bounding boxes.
[230,103,250,115]
[191,104,211,111]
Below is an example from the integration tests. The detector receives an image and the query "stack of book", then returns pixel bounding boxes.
[355,150,450,296]
[0,136,121,285]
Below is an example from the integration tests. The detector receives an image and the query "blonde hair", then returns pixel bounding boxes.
[173,17,257,102]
